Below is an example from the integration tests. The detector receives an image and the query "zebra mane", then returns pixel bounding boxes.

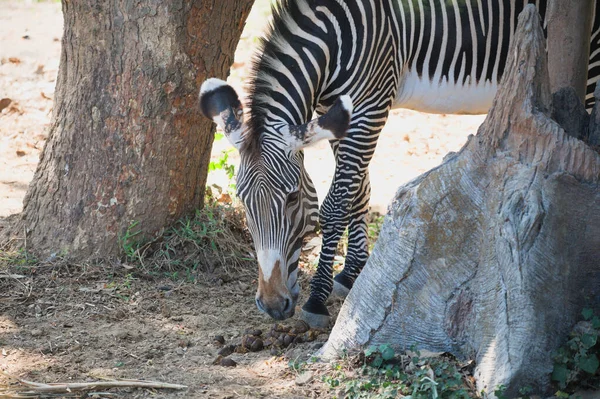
[244,0,317,156]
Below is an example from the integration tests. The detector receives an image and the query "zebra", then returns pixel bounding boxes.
[199,0,600,328]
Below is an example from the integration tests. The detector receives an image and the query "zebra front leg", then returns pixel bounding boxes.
[301,94,390,327]
[301,149,373,327]
[300,183,353,328]
[332,169,371,298]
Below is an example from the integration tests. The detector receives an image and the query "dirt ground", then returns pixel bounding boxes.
[1,257,349,398]
[0,1,487,398]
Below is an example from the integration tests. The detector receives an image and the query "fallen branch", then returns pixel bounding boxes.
[0,372,187,397]
[0,274,26,279]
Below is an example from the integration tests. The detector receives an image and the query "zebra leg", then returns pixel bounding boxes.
[301,178,352,328]
[301,140,377,328]
[332,175,371,298]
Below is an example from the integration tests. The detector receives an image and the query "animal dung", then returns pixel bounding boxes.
[245,328,263,337]
[272,323,291,333]
[290,320,309,335]
[212,322,325,367]
[293,335,304,345]
[217,345,235,357]
[220,357,237,367]
[213,335,225,346]
[250,338,264,352]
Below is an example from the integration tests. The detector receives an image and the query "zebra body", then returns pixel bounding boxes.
[395,69,498,113]
[200,0,600,327]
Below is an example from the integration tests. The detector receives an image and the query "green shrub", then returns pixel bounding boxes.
[322,345,476,399]
[552,308,600,394]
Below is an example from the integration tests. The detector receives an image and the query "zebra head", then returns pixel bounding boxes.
[199,78,353,320]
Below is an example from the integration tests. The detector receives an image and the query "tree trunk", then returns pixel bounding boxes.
[17,0,253,259]
[547,0,593,141]
[323,6,600,396]
[547,0,593,102]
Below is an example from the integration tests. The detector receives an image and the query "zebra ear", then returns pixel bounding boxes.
[199,78,246,150]
[282,95,353,150]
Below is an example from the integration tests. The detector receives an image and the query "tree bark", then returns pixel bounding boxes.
[17,0,253,259]
[547,0,593,102]
[323,6,600,397]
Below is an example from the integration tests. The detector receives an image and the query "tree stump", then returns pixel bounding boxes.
[322,6,600,396]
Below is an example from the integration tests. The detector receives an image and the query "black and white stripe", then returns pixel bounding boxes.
[201,0,600,323]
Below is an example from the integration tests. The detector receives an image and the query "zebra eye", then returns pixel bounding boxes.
[287,190,300,204]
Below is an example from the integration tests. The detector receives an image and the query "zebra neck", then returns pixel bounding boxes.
[246,0,355,144]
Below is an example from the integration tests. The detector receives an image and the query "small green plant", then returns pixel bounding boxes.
[106,273,136,301]
[209,148,236,180]
[0,248,38,269]
[323,373,341,389]
[493,384,508,399]
[554,391,571,398]
[518,385,533,399]
[551,308,600,393]
[209,133,237,191]
[119,220,144,263]
[142,196,253,279]
[110,192,253,283]
[289,358,306,372]
[321,344,475,399]
[367,212,384,251]
[364,344,396,368]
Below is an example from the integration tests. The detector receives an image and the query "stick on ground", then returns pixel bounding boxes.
[0,372,187,397]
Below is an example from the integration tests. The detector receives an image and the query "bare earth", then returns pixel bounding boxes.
[0,1,486,398]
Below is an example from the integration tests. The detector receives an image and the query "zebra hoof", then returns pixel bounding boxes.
[332,273,353,299]
[332,279,351,298]
[300,310,330,329]
[301,298,330,329]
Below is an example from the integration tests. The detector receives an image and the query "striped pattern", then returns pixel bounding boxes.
[237,150,316,275]
[232,0,600,318]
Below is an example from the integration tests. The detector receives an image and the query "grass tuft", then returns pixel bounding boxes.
[132,193,255,281]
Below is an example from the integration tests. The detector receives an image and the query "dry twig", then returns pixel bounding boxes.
[0,372,187,398]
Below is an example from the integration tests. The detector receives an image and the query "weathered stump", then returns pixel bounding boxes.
[322,6,600,396]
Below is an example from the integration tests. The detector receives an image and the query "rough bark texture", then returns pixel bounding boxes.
[19,0,253,259]
[551,87,588,140]
[323,6,600,396]
[588,84,600,147]
[547,0,593,102]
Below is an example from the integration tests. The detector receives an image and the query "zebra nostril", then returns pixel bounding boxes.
[283,297,292,313]
[256,298,265,312]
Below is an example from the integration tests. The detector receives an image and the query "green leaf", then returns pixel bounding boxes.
[381,346,395,361]
[214,132,224,141]
[372,356,383,368]
[577,354,599,374]
[592,316,600,329]
[364,347,376,357]
[580,333,597,349]
[552,364,569,388]
[567,338,580,351]
[582,308,594,321]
